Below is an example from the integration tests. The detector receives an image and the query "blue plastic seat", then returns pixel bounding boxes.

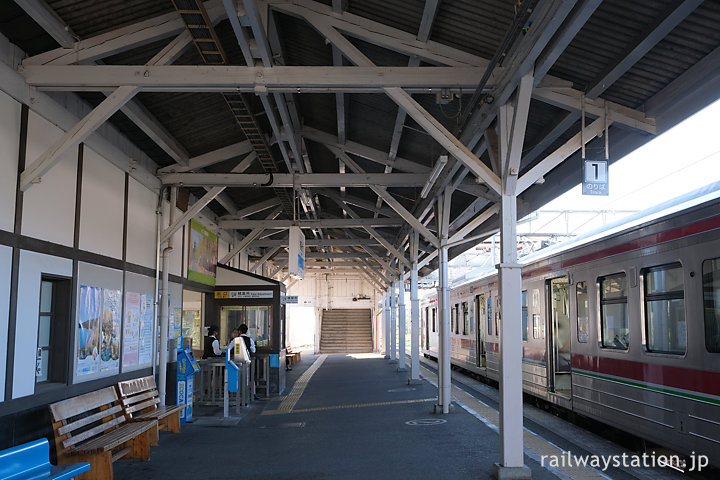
[0,438,90,480]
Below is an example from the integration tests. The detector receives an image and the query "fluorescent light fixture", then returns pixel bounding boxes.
[420,154,448,199]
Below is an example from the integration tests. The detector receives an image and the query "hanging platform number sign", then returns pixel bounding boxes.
[582,159,609,196]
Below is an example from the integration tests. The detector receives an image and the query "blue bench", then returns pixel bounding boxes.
[0,438,90,480]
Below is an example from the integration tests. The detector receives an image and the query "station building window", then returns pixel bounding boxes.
[703,258,720,353]
[521,291,528,341]
[600,273,629,349]
[643,263,686,355]
[36,276,71,386]
[220,305,272,348]
[462,302,469,335]
[576,282,589,343]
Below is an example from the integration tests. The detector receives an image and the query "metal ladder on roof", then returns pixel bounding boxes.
[171,0,296,217]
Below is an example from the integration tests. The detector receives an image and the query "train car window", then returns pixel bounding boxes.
[487,296,493,336]
[576,282,589,343]
[600,273,629,349]
[462,302,469,335]
[703,258,720,352]
[522,291,528,341]
[432,307,437,333]
[532,314,541,339]
[451,305,456,334]
[644,264,686,355]
[455,304,461,334]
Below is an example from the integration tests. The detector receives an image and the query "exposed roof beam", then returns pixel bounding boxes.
[250,246,281,273]
[500,71,533,195]
[20,85,140,191]
[219,205,283,264]
[270,0,490,68]
[532,87,656,134]
[312,188,397,218]
[159,172,428,187]
[157,142,254,174]
[21,65,487,92]
[14,0,76,48]
[250,239,382,248]
[301,16,501,194]
[160,158,252,243]
[22,0,225,66]
[219,218,404,229]
[533,0,602,84]
[333,148,440,248]
[340,203,411,269]
[585,0,703,99]
[225,197,282,219]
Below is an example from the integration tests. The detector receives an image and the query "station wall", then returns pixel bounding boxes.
[0,84,237,439]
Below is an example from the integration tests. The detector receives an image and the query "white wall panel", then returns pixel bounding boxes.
[22,112,77,246]
[13,251,72,399]
[126,177,157,269]
[73,262,124,383]
[79,147,124,258]
[0,90,20,233]
[0,245,12,402]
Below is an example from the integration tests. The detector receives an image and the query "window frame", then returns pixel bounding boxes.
[462,301,469,336]
[642,263,686,356]
[599,272,629,350]
[703,257,720,353]
[576,281,589,343]
[521,290,528,341]
[35,275,71,388]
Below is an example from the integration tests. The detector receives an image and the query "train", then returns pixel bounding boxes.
[420,181,720,466]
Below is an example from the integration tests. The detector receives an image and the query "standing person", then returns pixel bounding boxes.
[203,325,223,359]
[239,324,255,356]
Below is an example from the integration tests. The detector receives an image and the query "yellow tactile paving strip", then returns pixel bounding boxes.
[262,397,437,416]
[275,354,328,413]
[420,364,609,480]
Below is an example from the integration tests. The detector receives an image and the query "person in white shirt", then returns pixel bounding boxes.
[203,325,223,358]
[239,324,256,355]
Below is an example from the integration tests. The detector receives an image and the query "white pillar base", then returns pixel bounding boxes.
[493,464,531,480]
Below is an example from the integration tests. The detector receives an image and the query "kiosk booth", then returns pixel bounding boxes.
[205,265,287,396]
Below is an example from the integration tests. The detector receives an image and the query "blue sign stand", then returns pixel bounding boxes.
[177,347,200,423]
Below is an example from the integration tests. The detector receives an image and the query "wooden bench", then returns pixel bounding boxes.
[116,376,184,446]
[49,386,157,480]
[0,438,90,480]
[286,350,301,366]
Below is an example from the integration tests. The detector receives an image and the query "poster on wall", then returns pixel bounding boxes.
[188,219,218,286]
[100,289,121,373]
[138,294,154,365]
[77,285,101,376]
[123,292,141,368]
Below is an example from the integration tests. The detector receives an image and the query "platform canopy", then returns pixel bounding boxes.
[3,0,720,279]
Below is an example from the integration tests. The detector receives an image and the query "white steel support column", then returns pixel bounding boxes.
[495,72,533,480]
[390,273,398,363]
[384,289,391,359]
[437,188,452,414]
[409,231,421,383]
[397,266,407,371]
[496,194,528,478]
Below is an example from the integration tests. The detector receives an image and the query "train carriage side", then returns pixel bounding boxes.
[521,192,720,464]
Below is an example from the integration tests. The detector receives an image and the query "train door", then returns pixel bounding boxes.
[475,294,486,367]
[547,276,571,397]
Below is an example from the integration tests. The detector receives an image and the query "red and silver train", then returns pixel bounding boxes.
[420,183,720,464]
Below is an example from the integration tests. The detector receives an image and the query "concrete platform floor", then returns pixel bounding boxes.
[113,352,691,480]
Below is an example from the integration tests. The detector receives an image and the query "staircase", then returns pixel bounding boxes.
[319,309,373,353]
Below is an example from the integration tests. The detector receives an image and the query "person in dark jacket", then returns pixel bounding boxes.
[203,325,223,359]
